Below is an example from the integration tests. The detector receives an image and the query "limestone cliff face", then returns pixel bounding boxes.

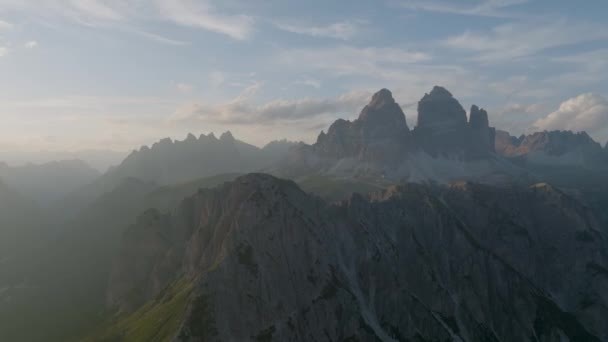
[468,105,496,158]
[412,87,496,159]
[108,174,607,341]
[281,86,500,181]
[314,88,410,165]
[495,130,606,166]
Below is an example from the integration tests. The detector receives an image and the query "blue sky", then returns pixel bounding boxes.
[0,0,607,154]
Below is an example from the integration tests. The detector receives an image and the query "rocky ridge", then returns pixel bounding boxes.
[495,130,606,166]
[282,86,505,182]
[105,174,608,341]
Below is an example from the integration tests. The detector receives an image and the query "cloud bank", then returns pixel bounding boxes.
[534,93,608,143]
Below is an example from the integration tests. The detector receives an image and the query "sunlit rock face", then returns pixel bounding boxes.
[495,130,606,166]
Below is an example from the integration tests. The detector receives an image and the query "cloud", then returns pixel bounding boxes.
[443,20,608,62]
[533,93,608,143]
[209,71,225,88]
[275,20,362,40]
[156,0,254,40]
[127,28,189,46]
[176,82,193,93]
[0,19,13,30]
[293,78,321,89]
[275,45,487,105]
[24,40,38,49]
[498,103,544,117]
[0,0,253,41]
[0,46,8,57]
[68,0,124,22]
[278,46,430,80]
[395,0,528,18]
[170,84,370,125]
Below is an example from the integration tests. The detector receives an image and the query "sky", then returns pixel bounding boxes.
[0,0,607,160]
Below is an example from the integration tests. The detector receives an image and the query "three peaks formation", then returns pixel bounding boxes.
[1,86,608,342]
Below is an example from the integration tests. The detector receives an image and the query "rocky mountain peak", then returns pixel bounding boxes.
[106,174,608,341]
[429,85,453,98]
[311,89,410,164]
[357,88,408,129]
[413,86,495,158]
[417,85,467,129]
[185,133,197,142]
[220,131,235,142]
[367,88,394,108]
[469,105,489,129]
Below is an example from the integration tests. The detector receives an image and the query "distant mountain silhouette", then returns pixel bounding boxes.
[0,159,99,206]
[496,130,606,166]
[281,86,509,182]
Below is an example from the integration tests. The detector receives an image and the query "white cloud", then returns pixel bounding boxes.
[533,93,608,143]
[293,78,321,89]
[275,45,487,106]
[395,0,528,18]
[155,0,254,40]
[0,46,7,57]
[0,19,13,30]
[176,82,193,93]
[170,84,370,125]
[278,46,430,79]
[0,0,253,41]
[127,28,189,46]
[443,20,608,62]
[275,20,362,40]
[24,40,38,49]
[68,0,124,22]
[209,71,225,88]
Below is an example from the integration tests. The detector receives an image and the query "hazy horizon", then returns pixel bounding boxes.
[0,0,607,162]
[2,2,608,341]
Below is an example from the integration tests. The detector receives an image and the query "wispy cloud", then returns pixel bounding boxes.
[175,82,193,93]
[444,19,608,62]
[170,83,370,125]
[275,20,363,40]
[24,40,37,49]
[156,0,254,40]
[395,0,528,18]
[0,0,254,41]
[126,28,189,46]
[68,0,125,22]
[278,46,430,79]
[0,19,13,30]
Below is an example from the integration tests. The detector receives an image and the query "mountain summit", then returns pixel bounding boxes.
[314,88,410,164]
[102,174,607,341]
[283,86,499,180]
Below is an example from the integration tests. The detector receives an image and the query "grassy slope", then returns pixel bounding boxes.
[84,278,193,342]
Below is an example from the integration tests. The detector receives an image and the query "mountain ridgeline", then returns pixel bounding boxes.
[2,85,608,342]
[102,174,607,341]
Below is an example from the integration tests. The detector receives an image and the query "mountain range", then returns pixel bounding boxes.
[1,85,608,342]
[100,174,607,341]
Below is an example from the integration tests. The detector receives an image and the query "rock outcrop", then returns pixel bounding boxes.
[495,130,606,166]
[106,174,608,341]
[282,86,500,180]
[70,132,297,209]
[314,88,410,164]
[468,105,496,158]
[412,86,496,158]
